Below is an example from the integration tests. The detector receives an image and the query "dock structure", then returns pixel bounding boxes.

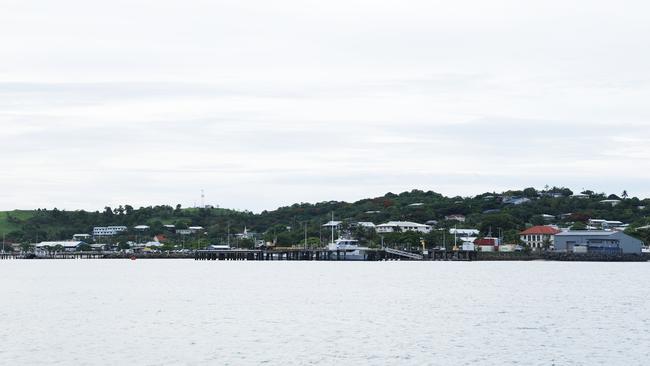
[0,252,20,260]
[195,249,385,261]
[194,248,478,261]
[0,251,106,260]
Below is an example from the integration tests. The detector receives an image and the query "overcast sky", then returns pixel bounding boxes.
[1,0,650,212]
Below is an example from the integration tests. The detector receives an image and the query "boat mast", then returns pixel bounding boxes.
[331,212,334,243]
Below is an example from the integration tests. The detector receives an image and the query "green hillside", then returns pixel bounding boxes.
[1,187,649,247]
[0,210,36,235]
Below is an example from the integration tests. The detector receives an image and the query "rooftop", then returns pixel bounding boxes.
[555,231,618,237]
[377,221,429,227]
[520,226,561,235]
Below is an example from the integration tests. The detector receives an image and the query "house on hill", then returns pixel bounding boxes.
[376,221,432,233]
[444,214,466,222]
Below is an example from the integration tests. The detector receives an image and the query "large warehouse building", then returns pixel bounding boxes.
[554,231,643,254]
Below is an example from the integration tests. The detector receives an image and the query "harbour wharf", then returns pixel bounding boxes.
[194,248,477,261]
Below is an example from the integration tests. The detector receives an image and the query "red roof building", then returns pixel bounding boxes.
[474,237,500,252]
[519,226,561,250]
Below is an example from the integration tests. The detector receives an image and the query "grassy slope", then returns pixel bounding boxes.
[0,210,35,234]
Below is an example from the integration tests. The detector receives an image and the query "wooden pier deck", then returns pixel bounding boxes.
[194,248,478,261]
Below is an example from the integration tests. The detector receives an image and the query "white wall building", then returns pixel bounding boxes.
[445,214,466,222]
[376,221,432,233]
[449,228,480,244]
[93,226,127,236]
[35,241,84,252]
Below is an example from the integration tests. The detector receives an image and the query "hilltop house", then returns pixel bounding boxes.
[93,226,127,236]
[599,199,622,207]
[444,214,466,222]
[322,221,342,229]
[587,219,627,231]
[519,226,561,250]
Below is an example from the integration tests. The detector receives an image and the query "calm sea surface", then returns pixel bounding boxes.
[1,260,649,365]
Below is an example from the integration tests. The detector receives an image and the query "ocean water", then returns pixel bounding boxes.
[1,260,649,365]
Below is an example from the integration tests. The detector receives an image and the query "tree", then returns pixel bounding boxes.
[78,243,92,251]
[522,187,538,198]
[570,221,587,230]
[622,190,629,199]
[479,214,522,236]
[125,205,134,216]
[118,242,130,251]
[541,237,552,251]
[239,238,255,249]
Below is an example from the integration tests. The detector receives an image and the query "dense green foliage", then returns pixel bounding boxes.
[1,187,649,248]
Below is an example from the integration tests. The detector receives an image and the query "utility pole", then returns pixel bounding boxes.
[443,230,446,250]
[304,222,307,249]
[331,212,335,244]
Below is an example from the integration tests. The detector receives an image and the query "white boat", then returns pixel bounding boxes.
[327,238,370,260]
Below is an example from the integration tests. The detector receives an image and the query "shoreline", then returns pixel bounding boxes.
[2,251,648,262]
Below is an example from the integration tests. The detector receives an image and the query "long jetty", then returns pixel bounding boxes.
[194,248,477,261]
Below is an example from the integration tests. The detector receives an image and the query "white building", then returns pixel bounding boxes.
[35,241,84,252]
[134,225,150,230]
[72,234,92,240]
[588,219,626,230]
[322,221,342,228]
[188,226,204,233]
[93,226,127,236]
[445,214,466,222]
[449,228,480,244]
[376,221,432,233]
[519,226,560,249]
[600,199,622,207]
